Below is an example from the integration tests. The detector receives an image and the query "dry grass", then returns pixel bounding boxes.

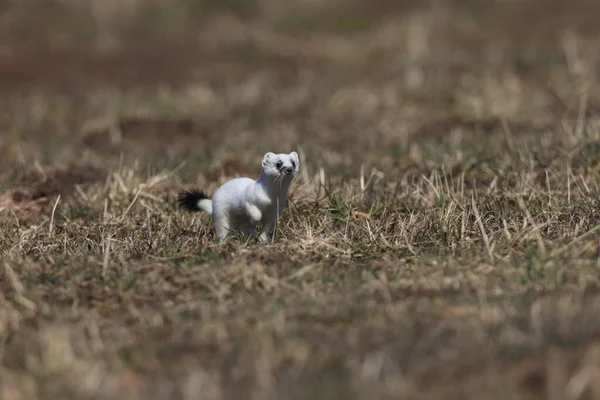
[2,0,600,399]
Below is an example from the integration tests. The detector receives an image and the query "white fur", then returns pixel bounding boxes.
[206,151,298,242]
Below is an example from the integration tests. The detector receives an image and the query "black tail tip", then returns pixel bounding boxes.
[177,189,208,212]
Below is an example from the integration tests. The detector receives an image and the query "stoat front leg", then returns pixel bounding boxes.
[258,212,277,243]
[245,201,262,224]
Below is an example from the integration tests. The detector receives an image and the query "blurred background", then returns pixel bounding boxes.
[2,0,599,157]
[2,0,599,90]
[2,0,599,206]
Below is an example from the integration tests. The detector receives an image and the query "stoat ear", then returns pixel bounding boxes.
[290,151,299,165]
[262,152,276,167]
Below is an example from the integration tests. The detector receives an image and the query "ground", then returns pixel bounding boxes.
[2,0,600,399]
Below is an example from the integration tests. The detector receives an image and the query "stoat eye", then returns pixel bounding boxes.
[275,161,283,169]
[291,161,296,168]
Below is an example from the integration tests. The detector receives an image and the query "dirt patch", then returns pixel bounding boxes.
[11,165,105,203]
[81,117,217,155]
[430,0,600,56]
[0,43,313,93]
[410,115,553,142]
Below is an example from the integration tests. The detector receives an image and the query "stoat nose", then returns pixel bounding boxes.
[284,166,294,174]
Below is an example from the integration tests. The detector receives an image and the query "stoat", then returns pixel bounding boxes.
[178,151,299,242]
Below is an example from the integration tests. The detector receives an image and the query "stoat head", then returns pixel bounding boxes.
[261,151,299,180]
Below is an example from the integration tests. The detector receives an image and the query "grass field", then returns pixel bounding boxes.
[2,0,600,399]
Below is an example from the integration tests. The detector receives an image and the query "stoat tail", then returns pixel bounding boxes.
[177,189,213,217]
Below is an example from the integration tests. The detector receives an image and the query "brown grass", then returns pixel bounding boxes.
[2,0,600,399]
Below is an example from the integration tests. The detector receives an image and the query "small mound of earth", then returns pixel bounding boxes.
[81,118,215,154]
[12,165,105,203]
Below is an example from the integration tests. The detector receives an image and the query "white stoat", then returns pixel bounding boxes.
[178,151,299,242]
